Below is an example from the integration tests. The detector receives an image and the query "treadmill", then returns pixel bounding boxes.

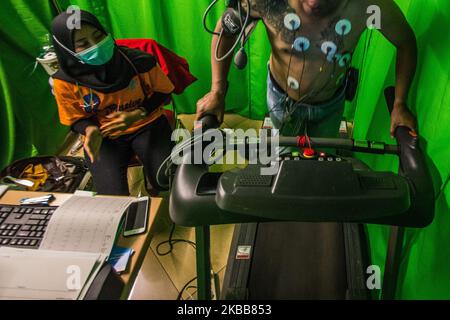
[168,87,435,300]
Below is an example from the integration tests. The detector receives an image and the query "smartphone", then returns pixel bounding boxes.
[123,197,149,237]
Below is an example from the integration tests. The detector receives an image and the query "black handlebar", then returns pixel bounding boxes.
[191,87,435,227]
[381,87,435,227]
[197,114,220,131]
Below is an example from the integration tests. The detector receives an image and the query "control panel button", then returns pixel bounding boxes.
[302,148,316,159]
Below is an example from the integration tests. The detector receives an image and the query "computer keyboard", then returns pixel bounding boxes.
[0,205,57,249]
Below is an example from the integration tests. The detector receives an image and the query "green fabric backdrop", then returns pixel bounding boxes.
[0,0,449,299]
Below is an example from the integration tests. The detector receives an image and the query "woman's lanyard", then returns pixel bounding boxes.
[118,48,150,99]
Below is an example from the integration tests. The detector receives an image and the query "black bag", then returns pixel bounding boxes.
[0,156,89,193]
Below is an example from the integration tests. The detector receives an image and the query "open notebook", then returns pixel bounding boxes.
[0,195,134,300]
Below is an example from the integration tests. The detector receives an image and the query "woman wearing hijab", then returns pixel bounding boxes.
[51,10,175,196]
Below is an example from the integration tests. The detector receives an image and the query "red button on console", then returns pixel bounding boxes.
[303,148,316,159]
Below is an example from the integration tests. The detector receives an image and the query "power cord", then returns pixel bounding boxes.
[184,286,198,300]
[177,276,197,300]
[177,265,227,300]
[155,223,196,256]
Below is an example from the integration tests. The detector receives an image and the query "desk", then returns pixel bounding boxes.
[0,190,163,300]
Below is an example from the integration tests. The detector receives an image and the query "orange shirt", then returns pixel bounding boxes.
[53,65,175,137]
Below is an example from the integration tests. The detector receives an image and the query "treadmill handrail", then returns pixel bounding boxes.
[171,87,434,228]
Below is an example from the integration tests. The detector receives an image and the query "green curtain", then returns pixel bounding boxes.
[350,0,450,299]
[0,0,67,171]
[0,0,449,299]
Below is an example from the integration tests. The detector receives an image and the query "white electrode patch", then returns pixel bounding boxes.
[284,13,301,31]
[287,76,300,90]
[293,37,310,52]
[335,19,352,36]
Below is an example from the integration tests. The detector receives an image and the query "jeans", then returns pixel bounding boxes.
[267,70,346,139]
[85,115,174,196]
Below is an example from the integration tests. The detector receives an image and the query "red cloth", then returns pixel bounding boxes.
[116,38,197,95]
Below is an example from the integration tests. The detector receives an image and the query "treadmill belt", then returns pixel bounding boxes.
[248,222,348,299]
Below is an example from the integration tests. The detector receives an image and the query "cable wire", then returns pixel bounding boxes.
[214,0,251,62]
[177,276,198,300]
[155,223,197,256]
[202,0,221,35]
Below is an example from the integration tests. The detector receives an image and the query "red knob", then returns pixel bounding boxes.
[303,148,315,158]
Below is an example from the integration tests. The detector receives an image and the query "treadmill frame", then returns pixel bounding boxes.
[196,224,403,300]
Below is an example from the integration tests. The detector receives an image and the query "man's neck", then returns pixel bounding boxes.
[297,1,343,19]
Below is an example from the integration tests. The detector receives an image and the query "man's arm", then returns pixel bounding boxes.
[211,18,238,97]
[376,0,418,135]
[196,0,262,123]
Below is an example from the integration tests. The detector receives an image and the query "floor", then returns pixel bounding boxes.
[62,114,263,300]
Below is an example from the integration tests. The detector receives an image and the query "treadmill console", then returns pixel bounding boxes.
[216,150,411,223]
[276,150,345,163]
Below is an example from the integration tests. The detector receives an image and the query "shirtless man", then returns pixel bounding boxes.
[196,0,417,138]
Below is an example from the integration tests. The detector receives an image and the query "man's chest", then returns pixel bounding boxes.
[260,2,367,59]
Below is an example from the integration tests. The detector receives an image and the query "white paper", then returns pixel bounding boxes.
[0,248,103,300]
[0,185,8,198]
[78,254,109,300]
[40,196,133,256]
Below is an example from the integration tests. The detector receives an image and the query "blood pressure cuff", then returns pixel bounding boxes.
[222,8,242,35]
[222,0,258,35]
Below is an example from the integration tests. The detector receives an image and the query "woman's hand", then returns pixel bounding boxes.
[84,126,103,163]
[390,102,417,138]
[100,110,144,138]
